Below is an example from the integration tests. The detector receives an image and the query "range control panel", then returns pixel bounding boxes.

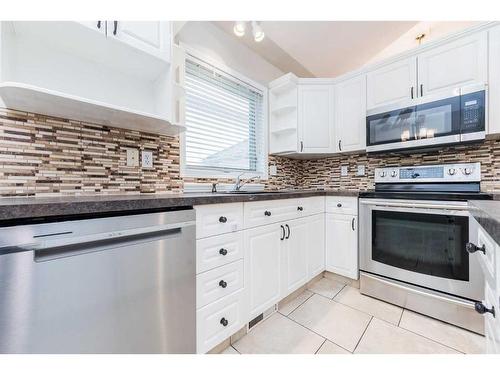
[374,162,481,183]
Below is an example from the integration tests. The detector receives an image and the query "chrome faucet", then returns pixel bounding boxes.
[233,173,260,191]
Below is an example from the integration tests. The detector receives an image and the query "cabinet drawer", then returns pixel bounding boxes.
[197,289,246,354]
[297,196,325,217]
[196,232,244,274]
[197,260,244,308]
[195,203,243,239]
[244,198,299,229]
[477,226,496,286]
[326,196,358,215]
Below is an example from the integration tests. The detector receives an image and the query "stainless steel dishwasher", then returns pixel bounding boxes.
[0,207,196,353]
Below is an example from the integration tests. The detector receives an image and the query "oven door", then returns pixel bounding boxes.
[366,91,461,153]
[359,199,482,301]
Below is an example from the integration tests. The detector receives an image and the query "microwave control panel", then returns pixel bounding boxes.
[461,90,485,132]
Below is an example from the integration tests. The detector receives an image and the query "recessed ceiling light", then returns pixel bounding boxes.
[233,21,246,37]
[252,21,265,42]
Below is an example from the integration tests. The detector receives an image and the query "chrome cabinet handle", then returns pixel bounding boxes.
[420,84,423,97]
[113,20,118,35]
[219,216,227,223]
[337,203,342,208]
[280,225,285,241]
[285,224,290,239]
[351,217,355,231]
[220,317,228,326]
[97,21,101,29]
[297,206,303,211]
[300,141,304,152]
[410,86,414,99]
[264,210,272,217]
[338,140,342,151]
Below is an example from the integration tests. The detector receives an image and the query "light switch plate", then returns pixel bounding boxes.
[357,165,366,176]
[126,148,139,167]
[269,165,278,176]
[142,150,154,168]
[341,165,348,177]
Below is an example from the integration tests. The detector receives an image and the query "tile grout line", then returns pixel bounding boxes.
[281,310,354,353]
[352,316,373,353]
[314,339,328,354]
[284,290,316,317]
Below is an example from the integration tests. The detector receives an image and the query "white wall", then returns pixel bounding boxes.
[367,21,481,64]
[176,22,283,85]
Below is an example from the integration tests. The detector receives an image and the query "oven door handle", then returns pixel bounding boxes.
[359,199,469,211]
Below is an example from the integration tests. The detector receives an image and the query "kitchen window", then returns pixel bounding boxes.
[182,52,268,178]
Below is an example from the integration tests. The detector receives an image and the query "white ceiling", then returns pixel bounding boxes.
[215,21,418,78]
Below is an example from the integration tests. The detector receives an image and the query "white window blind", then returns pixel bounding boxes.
[184,56,266,175]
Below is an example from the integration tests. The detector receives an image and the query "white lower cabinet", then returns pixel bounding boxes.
[281,218,309,298]
[325,213,358,280]
[307,213,326,279]
[244,223,282,320]
[196,289,246,354]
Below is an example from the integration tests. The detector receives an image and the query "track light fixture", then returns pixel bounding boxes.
[232,21,265,42]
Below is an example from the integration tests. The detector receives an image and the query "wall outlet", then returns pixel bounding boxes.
[341,165,348,177]
[269,165,278,176]
[357,165,366,176]
[142,150,154,168]
[126,148,139,167]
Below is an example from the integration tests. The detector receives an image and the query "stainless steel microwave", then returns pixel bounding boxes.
[366,84,486,153]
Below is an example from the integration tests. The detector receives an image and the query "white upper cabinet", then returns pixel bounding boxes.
[334,75,367,153]
[417,32,487,97]
[366,57,417,109]
[488,25,500,135]
[298,84,335,153]
[107,21,171,63]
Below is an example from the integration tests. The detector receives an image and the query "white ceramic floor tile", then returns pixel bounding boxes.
[232,313,324,354]
[399,310,486,354]
[334,286,403,325]
[316,340,351,354]
[279,290,314,316]
[307,277,345,299]
[220,345,240,354]
[289,294,371,352]
[355,318,460,354]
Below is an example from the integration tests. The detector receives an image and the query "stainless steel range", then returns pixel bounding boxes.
[359,162,492,334]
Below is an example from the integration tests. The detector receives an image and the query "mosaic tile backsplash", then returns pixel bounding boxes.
[1,108,500,197]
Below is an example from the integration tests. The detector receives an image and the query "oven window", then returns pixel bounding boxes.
[372,211,469,281]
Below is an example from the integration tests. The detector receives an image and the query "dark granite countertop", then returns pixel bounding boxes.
[0,190,359,222]
[469,200,500,245]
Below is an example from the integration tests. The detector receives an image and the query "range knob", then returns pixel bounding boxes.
[391,170,397,178]
[379,171,387,178]
[463,167,473,175]
[448,168,456,176]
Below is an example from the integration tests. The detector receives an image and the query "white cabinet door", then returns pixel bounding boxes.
[245,224,282,320]
[298,84,335,153]
[326,213,358,280]
[78,21,106,35]
[307,214,326,279]
[281,218,309,298]
[366,57,417,109]
[488,25,500,135]
[107,21,171,62]
[334,75,367,152]
[417,32,487,97]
